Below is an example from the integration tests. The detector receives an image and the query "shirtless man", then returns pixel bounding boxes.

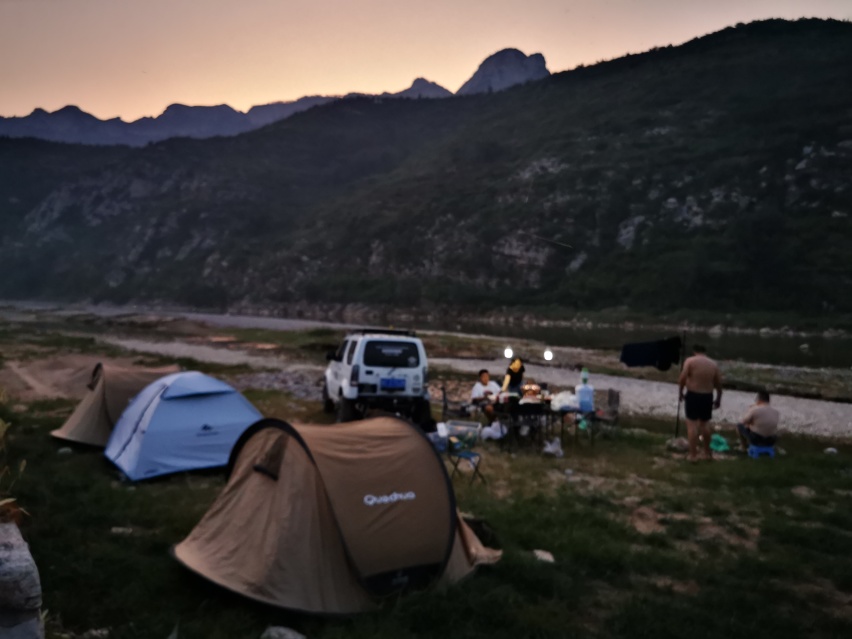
[737,390,779,450]
[677,344,723,461]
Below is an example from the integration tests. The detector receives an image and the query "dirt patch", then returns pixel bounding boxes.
[631,506,666,535]
[628,504,760,550]
[695,519,759,550]
[784,578,852,621]
[646,575,701,595]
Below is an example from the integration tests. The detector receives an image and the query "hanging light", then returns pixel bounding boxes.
[504,347,513,359]
[544,348,553,361]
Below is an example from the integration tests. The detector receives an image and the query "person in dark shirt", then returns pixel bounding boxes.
[501,358,525,394]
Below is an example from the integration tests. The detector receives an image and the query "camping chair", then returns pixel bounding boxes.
[445,422,486,485]
[448,441,486,485]
[593,389,621,437]
[572,389,621,447]
[440,385,481,422]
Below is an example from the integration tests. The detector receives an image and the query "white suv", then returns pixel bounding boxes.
[323,329,431,425]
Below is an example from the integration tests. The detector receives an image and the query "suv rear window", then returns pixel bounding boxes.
[363,341,420,368]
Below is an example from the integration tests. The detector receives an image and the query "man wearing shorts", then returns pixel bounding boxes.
[678,344,723,461]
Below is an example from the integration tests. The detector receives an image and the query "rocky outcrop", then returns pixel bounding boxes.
[389,78,452,99]
[0,523,43,639]
[456,48,550,95]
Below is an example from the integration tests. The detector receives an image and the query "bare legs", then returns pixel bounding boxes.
[736,424,749,450]
[686,419,713,461]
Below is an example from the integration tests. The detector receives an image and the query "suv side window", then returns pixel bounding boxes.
[334,340,348,362]
[345,339,358,365]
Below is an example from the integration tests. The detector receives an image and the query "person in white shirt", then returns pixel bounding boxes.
[471,369,501,421]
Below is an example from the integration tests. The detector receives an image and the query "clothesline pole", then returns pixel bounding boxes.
[674,330,686,438]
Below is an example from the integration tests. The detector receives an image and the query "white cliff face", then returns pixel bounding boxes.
[456,49,550,95]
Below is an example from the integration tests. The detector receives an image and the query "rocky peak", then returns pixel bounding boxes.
[392,78,453,99]
[456,48,550,96]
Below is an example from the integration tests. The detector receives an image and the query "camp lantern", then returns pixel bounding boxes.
[504,347,513,359]
[544,348,553,361]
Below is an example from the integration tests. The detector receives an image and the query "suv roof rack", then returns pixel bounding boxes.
[350,328,417,337]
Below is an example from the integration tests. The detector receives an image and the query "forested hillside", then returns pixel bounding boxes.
[1,19,850,317]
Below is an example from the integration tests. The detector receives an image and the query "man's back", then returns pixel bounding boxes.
[682,355,720,394]
[745,404,780,438]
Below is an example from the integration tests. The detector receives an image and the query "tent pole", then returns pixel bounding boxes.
[674,330,686,438]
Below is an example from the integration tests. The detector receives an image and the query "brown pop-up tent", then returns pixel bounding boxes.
[173,416,501,614]
[51,362,180,447]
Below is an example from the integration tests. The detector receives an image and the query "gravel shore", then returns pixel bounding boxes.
[92,335,852,439]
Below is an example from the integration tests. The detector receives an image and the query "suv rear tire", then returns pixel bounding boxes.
[338,397,359,423]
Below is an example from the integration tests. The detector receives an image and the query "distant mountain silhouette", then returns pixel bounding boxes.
[456,48,550,95]
[0,98,325,147]
[245,96,336,127]
[0,48,543,146]
[388,78,453,99]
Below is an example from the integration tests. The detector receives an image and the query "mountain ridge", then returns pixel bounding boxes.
[1,19,849,318]
[0,47,546,146]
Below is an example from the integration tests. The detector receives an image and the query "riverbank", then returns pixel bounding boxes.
[1,304,851,437]
[3,299,851,340]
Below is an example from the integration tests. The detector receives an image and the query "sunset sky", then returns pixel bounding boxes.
[1,0,849,121]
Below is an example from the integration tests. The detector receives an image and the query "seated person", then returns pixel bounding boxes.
[737,390,780,449]
[470,369,501,420]
[502,358,525,395]
[575,368,595,413]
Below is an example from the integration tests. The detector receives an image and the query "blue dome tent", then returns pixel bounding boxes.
[104,371,262,480]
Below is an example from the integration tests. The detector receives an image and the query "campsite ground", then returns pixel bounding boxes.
[1,311,852,639]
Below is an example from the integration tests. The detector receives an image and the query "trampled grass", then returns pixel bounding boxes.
[4,394,852,639]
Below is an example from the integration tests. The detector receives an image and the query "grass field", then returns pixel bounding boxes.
[3,390,852,639]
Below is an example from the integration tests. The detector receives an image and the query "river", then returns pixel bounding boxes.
[2,301,851,369]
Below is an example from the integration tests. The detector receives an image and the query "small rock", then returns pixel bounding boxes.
[623,496,642,508]
[799,343,810,352]
[260,627,306,639]
[533,549,555,563]
[564,469,574,477]
[0,613,43,639]
[777,447,787,456]
[791,486,816,499]
[666,437,689,453]
[81,631,109,639]
[57,448,73,455]
[110,527,133,536]
[12,404,27,413]
[824,447,838,455]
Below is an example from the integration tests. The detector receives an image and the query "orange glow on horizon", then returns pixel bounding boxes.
[1,0,850,121]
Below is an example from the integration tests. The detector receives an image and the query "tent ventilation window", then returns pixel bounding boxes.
[253,435,288,481]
